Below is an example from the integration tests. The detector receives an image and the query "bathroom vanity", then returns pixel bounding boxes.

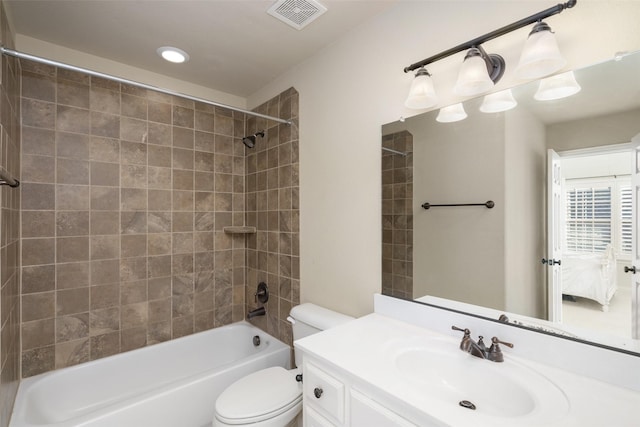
[295,295,640,426]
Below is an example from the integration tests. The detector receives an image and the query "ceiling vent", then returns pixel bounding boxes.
[267,0,327,30]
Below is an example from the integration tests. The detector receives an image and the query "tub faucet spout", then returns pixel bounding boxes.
[248,306,266,319]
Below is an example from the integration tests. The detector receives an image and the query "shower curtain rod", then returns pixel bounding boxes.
[381,147,408,157]
[0,47,292,125]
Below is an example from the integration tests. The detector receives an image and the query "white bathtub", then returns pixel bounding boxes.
[10,322,290,427]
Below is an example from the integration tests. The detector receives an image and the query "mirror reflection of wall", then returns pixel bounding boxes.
[381,132,413,300]
[383,97,546,318]
[381,50,640,352]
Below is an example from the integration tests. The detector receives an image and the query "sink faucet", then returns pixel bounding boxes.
[451,326,485,359]
[452,326,514,362]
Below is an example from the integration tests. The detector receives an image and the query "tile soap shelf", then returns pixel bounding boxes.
[223,226,257,235]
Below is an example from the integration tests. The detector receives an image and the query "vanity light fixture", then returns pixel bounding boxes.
[403,0,577,109]
[453,46,504,97]
[479,89,518,113]
[534,70,581,101]
[404,67,438,109]
[436,103,467,123]
[157,46,190,63]
[515,21,566,80]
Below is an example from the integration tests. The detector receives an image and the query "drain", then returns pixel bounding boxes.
[253,335,261,346]
[459,400,476,410]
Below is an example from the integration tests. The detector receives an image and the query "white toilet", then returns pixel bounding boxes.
[213,303,353,427]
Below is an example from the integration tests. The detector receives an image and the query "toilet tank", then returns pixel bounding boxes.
[288,303,354,367]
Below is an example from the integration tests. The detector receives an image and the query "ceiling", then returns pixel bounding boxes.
[5,0,396,97]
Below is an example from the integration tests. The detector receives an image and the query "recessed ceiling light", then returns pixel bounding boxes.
[157,46,190,64]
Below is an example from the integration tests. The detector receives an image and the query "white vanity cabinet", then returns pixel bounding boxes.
[302,357,422,427]
[349,389,417,427]
[296,306,640,427]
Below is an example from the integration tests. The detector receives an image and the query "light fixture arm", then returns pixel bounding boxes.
[403,0,577,73]
[474,45,505,84]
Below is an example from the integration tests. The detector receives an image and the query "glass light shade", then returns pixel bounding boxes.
[404,68,438,109]
[436,103,467,123]
[534,71,581,101]
[453,49,494,96]
[515,25,566,80]
[479,89,518,113]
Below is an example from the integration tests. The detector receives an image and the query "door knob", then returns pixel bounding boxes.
[541,258,561,266]
[624,266,637,274]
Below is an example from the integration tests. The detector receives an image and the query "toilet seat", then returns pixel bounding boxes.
[215,367,302,425]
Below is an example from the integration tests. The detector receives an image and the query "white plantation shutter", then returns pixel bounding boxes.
[620,184,633,254]
[565,185,612,253]
[565,177,631,256]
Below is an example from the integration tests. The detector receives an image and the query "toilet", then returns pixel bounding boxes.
[213,303,354,427]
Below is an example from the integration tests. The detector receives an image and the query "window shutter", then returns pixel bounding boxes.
[620,185,633,254]
[565,186,612,253]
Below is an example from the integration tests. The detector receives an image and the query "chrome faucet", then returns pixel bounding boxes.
[452,326,513,362]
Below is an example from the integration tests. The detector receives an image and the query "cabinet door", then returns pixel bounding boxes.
[304,362,345,424]
[350,389,417,427]
[304,405,339,427]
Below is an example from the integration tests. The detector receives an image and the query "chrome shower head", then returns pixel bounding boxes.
[242,130,265,149]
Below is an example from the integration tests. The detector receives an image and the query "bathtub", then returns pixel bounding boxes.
[10,322,290,427]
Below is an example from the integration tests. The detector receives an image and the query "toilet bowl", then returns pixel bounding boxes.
[213,304,353,427]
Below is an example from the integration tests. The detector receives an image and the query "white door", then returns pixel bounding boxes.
[547,149,563,323]
[631,134,640,338]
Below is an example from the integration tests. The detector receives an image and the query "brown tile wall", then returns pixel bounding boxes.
[245,89,300,347]
[381,131,413,299]
[0,2,22,425]
[19,59,260,377]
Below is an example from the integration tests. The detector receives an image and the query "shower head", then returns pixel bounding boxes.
[242,130,265,149]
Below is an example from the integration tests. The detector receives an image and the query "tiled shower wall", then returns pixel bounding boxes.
[19,59,259,377]
[0,2,21,425]
[245,89,300,347]
[381,131,413,299]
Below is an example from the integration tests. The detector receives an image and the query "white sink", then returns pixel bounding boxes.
[391,338,570,425]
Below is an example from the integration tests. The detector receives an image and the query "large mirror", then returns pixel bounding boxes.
[382,50,640,354]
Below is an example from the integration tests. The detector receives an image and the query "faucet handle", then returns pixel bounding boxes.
[452,326,472,352]
[451,325,470,335]
[492,337,514,348]
[487,336,514,362]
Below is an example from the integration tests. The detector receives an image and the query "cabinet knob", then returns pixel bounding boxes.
[314,387,323,398]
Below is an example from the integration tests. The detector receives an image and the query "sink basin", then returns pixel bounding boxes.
[391,338,569,424]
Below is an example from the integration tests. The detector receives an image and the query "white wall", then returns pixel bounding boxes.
[248,1,640,316]
[504,106,546,317]
[548,108,640,152]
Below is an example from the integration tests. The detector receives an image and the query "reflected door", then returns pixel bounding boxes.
[547,149,563,322]
[632,134,640,338]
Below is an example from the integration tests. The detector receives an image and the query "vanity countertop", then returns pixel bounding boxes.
[295,313,640,427]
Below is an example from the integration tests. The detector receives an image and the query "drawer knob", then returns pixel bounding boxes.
[314,387,323,398]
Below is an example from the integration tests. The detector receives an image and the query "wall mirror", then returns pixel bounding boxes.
[381,50,640,355]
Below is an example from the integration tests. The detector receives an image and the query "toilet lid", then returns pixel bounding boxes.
[215,367,302,424]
